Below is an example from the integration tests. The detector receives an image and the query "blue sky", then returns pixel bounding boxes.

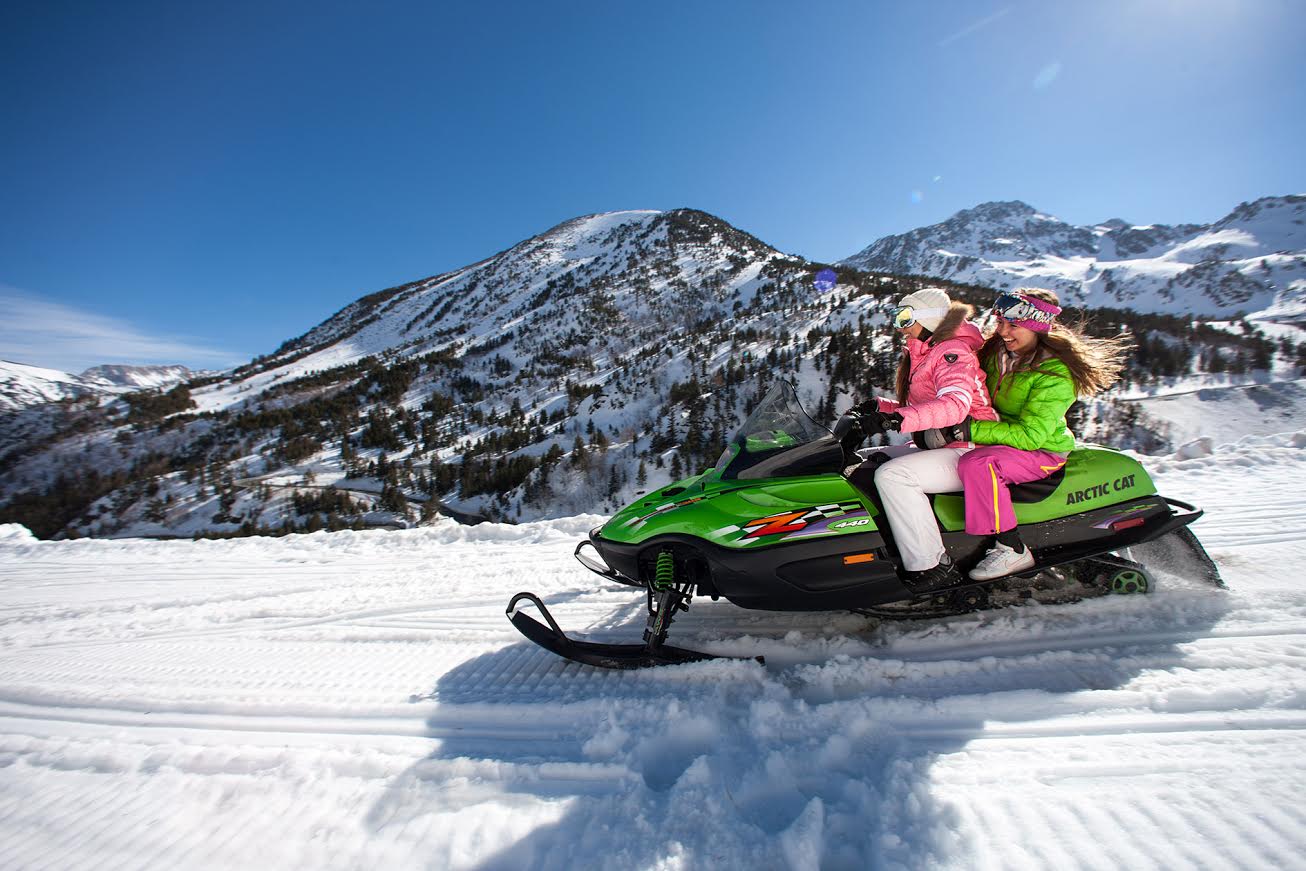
[2,0,1303,372]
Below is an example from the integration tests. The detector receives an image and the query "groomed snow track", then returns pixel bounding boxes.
[1,433,1305,869]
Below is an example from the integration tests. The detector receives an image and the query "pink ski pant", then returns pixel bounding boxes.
[956,445,1067,536]
[868,444,1065,571]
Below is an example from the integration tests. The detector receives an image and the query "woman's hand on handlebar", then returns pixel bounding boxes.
[851,407,903,437]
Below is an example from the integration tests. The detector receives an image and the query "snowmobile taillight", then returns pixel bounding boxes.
[1110,517,1146,531]
[842,553,876,565]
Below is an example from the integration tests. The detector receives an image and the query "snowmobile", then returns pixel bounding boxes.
[507,380,1223,669]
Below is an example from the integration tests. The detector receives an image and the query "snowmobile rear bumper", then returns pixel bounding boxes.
[1159,497,1202,528]
[1029,496,1202,568]
[506,592,763,669]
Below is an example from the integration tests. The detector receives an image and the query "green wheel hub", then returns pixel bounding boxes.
[1110,568,1150,595]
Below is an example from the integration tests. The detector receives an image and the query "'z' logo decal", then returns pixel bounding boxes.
[740,502,866,541]
[741,511,810,539]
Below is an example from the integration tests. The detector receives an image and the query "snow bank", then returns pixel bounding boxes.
[0,523,34,543]
[1174,437,1214,459]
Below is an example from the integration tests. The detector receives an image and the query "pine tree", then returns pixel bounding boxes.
[145,497,166,523]
[571,435,589,470]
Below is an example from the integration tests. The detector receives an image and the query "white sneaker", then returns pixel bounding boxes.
[968,541,1036,580]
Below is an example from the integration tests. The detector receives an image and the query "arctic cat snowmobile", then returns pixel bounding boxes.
[507,380,1223,669]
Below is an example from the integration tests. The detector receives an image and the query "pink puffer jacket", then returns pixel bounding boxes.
[876,309,998,433]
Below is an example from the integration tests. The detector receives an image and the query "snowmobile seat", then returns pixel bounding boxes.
[1010,466,1066,503]
[930,465,1067,506]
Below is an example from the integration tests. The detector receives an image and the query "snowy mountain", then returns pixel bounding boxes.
[2,208,905,538]
[1,208,1303,541]
[0,360,192,412]
[842,195,1306,320]
[81,363,193,391]
[0,361,94,412]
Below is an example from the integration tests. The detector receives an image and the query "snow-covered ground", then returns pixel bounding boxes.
[1127,378,1306,447]
[1,433,1305,869]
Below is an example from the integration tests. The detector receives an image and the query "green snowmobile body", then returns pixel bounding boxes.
[580,380,1197,611]
[605,440,1154,550]
[508,380,1217,669]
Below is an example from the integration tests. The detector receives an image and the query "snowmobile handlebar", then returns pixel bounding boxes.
[833,410,872,459]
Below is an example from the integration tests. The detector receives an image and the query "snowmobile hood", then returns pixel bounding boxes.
[600,468,876,549]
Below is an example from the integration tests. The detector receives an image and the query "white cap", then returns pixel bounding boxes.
[897,288,951,332]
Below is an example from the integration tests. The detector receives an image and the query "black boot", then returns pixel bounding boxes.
[903,556,962,594]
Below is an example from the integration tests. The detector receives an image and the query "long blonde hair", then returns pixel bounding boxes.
[981,288,1132,397]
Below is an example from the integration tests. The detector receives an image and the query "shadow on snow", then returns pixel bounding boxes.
[367,580,1231,870]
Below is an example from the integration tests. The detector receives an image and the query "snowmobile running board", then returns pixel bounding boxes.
[506,592,764,670]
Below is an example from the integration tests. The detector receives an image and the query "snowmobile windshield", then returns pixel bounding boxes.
[715,381,835,480]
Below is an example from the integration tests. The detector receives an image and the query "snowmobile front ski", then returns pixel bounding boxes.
[506,590,765,670]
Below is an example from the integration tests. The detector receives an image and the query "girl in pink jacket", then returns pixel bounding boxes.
[848,288,998,592]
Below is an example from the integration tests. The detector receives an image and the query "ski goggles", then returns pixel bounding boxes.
[890,304,948,330]
[991,291,1061,333]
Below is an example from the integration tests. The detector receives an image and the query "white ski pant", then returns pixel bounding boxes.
[872,445,971,572]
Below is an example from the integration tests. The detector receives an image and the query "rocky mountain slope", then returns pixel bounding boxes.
[842,195,1306,320]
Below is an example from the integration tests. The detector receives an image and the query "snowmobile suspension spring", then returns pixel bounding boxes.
[653,550,675,591]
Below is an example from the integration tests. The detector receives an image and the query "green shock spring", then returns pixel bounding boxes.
[653,550,676,591]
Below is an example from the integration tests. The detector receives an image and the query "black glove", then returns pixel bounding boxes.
[866,450,894,469]
[850,399,878,416]
[940,419,971,442]
[858,408,903,438]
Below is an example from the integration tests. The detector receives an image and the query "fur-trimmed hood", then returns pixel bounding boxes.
[883,297,998,429]
[924,302,984,352]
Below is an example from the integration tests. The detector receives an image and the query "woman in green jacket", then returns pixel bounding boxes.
[959,288,1131,580]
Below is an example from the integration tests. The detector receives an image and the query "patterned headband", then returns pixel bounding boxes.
[992,291,1061,333]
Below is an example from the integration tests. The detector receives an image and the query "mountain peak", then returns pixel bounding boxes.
[955,200,1042,221]
[1215,194,1306,229]
[537,209,663,242]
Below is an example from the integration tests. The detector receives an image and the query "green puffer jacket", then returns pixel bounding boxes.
[970,352,1077,452]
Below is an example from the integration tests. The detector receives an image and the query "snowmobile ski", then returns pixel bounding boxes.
[506,592,764,670]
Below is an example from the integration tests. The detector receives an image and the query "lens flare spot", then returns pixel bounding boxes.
[1034,62,1062,89]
